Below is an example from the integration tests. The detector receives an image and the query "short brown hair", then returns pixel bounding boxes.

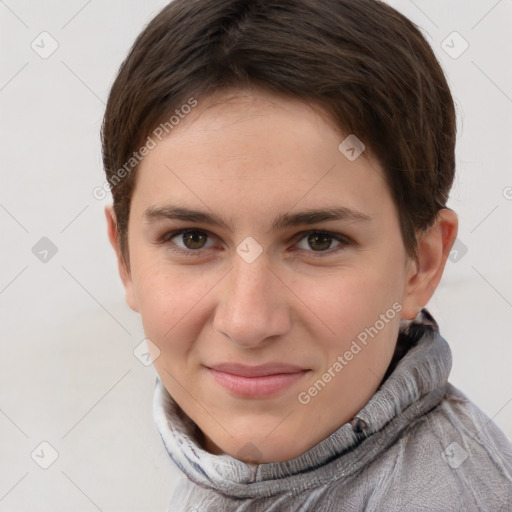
[101,0,456,262]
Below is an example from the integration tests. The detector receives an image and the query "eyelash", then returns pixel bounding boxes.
[160,229,352,258]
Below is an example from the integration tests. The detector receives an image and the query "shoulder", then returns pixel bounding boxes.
[431,383,512,473]
[390,383,512,511]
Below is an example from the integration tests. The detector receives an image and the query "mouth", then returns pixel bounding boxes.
[205,363,311,398]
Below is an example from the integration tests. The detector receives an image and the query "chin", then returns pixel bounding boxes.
[207,433,310,464]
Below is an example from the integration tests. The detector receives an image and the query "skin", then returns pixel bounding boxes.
[105,89,458,463]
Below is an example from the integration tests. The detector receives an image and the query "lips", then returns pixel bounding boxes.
[205,363,310,398]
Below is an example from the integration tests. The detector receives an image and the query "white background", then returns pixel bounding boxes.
[1,0,511,510]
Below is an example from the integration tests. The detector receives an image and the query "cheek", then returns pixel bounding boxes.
[290,264,404,344]
[131,262,212,351]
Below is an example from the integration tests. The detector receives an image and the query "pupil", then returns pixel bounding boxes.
[308,233,332,251]
[184,232,206,249]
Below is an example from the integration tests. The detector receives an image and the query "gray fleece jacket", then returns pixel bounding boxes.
[153,310,512,511]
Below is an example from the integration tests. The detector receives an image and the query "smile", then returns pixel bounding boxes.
[206,363,311,398]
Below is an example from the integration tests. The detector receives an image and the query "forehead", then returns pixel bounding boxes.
[131,90,395,227]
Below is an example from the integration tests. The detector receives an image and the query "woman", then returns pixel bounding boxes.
[101,0,512,509]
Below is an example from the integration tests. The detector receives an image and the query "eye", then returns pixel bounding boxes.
[294,230,349,254]
[166,229,215,252]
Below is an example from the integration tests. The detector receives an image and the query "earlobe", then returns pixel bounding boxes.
[104,205,139,313]
[401,208,458,320]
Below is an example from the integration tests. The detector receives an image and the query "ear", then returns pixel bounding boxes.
[104,205,139,312]
[401,208,458,320]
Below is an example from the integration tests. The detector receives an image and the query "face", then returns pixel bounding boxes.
[109,90,430,463]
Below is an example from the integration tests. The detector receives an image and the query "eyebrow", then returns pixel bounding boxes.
[143,205,372,232]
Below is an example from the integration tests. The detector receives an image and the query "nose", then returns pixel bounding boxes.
[213,256,291,348]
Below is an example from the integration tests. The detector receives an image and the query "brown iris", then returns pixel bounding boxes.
[182,231,208,249]
[307,233,333,251]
